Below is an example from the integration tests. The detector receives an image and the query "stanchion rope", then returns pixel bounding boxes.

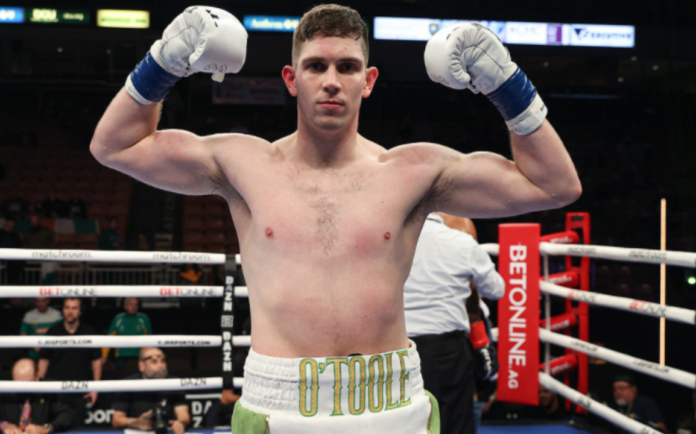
[0,377,244,393]
[0,335,252,348]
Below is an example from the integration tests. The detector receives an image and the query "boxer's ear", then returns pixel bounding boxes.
[362,67,379,98]
[282,66,298,97]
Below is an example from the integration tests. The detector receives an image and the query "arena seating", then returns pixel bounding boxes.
[0,149,133,246]
[182,196,238,254]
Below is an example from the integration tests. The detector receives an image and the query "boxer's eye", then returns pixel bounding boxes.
[340,63,356,73]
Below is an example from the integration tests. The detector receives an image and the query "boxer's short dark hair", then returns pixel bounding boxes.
[292,4,369,66]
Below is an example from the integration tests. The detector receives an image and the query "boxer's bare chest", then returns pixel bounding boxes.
[231,157,425,259]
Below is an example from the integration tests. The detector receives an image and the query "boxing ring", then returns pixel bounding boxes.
[1,211,695,434]
[0,249,250,395]
[483,212,696,434]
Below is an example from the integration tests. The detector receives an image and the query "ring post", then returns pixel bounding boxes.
[565,212,590,412]
[544,254,550,375]
[497,223,540,405]
[221,254,237,390]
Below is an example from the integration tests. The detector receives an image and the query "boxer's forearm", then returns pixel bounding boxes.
[509,120,581,206]
[90,88,161,163]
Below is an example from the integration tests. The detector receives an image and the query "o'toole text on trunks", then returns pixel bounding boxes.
[298,351,411,417]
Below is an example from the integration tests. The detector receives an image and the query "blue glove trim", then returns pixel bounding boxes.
[486,68,537,121]
[129,52,181,103]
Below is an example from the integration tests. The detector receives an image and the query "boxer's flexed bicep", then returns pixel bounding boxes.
[430,140,576,218]
[93,125,266,197]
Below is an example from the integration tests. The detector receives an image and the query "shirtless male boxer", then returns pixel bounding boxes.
[90,5,581,433]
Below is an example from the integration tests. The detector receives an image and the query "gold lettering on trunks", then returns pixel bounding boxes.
[368,355,384,412]
[326,357,348,416]
[397,350,412,407]
[299,359,319,416]
[385,353,399,410]
[348,356,366,415]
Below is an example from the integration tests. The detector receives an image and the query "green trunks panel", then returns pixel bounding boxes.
[231,391,440,434]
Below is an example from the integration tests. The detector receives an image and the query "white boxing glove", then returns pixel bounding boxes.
[424,23,547,135]
[151,6,247,81]
[126,6,247,105]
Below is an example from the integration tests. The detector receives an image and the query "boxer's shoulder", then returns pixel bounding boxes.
[381,142,464,169]
[207,133,274,163]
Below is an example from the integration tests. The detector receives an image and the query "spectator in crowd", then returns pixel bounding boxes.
[23,214,56,284]
[102,298,152,370]
[20,298,63,361]
[520,385,569,420]
[40,192,68,219]
[98,217,120,250]
[111,348,190,434]
[1,197,28,220]
[38,298,102,420]
[0,219,21,248]
[66,197,87,219]
[179,264,202,285]
[0,359,76,434]
[609,374,666,431]
[0,218,24,284]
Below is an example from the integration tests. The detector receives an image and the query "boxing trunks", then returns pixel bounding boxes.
[232,340,440,434]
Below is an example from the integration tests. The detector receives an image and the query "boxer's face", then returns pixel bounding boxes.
[283,35,378,133]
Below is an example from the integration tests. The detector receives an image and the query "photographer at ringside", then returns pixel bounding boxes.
[111,348,190,434]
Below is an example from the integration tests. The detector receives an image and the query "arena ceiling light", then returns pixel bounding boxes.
[373,17,635,48]
[97,9,149,29]
[243,15,300,32]
[28,8,90,25]
[0,6,24,23]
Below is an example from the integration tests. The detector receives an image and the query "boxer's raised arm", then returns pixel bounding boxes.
[432,119,580,218]
[91,89,228,196]
[421,24,580,217]
[92,6,249,195]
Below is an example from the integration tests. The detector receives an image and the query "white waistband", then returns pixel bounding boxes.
[240,340,424,416]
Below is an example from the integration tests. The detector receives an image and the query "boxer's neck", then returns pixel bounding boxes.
[293,118,364,168]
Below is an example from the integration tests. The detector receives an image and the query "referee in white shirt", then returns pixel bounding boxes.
[405,213,504,434]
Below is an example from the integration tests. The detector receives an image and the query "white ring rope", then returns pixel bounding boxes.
[539,328,696,389]
[0,377,244,393]
[0,248,225,264]
[481,242,696,269]
[0,335,252,348]
[539,372,661,434]
[541,281,696,325]
[0,286,223,298]
[540,242,696,268]
[235,286,248,298]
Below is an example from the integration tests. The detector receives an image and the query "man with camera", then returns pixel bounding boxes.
[111,348,190,434]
